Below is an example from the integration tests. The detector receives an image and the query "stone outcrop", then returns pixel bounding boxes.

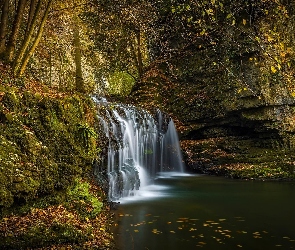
[130,52,295,179]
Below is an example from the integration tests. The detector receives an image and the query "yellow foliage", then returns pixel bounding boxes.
[271,66,277,73]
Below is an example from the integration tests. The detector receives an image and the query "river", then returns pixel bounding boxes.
[113,174,295,250]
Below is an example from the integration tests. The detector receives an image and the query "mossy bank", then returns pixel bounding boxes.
[0,76,114,249]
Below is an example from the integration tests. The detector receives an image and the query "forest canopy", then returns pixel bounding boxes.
[0,0,294,99]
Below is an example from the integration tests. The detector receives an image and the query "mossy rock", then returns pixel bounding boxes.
[0,86,101,214]
[2,91,20,112]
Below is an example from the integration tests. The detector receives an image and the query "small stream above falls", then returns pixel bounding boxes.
[93,97,184,201]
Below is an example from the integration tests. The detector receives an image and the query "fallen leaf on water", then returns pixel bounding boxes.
[152,229,162,234]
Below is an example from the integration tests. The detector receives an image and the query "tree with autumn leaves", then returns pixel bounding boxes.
[0,0,295,98]
[0,0,90,93]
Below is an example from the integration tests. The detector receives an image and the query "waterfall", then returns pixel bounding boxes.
[93,97,184,201]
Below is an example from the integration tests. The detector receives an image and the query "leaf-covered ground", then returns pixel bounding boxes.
[0,179,115,249]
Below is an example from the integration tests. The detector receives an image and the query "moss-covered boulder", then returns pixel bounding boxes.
[0,79,114,248]
[0,84,101,212]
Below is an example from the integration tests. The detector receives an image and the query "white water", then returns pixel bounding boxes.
[93,97,184,201]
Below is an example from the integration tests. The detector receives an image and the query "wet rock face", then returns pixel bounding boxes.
[128,0,295,179]
[130,62,295,179]
[183,103,295,178]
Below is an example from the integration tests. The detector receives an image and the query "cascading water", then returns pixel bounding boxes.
[93,97,184,201]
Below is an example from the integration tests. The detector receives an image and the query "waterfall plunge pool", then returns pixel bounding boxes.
[94,99,295,249]
[113,174,295,250]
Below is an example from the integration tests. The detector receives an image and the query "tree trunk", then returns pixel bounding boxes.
[136,29,143,78]
[25,0,37,38]
[17,0,52,76]
[13,0,42,71]
[0,0,9,55]
[131,29,144,79]
[73,18,85,93]
[6,0,27,62]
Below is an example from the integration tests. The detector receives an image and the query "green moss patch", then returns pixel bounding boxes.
[0,85,101,213]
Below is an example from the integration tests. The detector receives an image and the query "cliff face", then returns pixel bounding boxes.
[131,63,295,179]
[130,2,295,179]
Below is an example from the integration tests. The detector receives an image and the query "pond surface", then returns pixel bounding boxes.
[113,174,295,250]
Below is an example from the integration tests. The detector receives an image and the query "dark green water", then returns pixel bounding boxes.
[114,174,295,250]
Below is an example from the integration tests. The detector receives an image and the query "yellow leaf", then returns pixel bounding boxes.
[206,8,214,15]
[291,92,295,97]
[271,66,277,73]
[279,42,284,50]
[243,19,246,25]
[267,35,274,42]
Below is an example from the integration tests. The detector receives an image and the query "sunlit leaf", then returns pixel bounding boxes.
[271,66,277,73]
